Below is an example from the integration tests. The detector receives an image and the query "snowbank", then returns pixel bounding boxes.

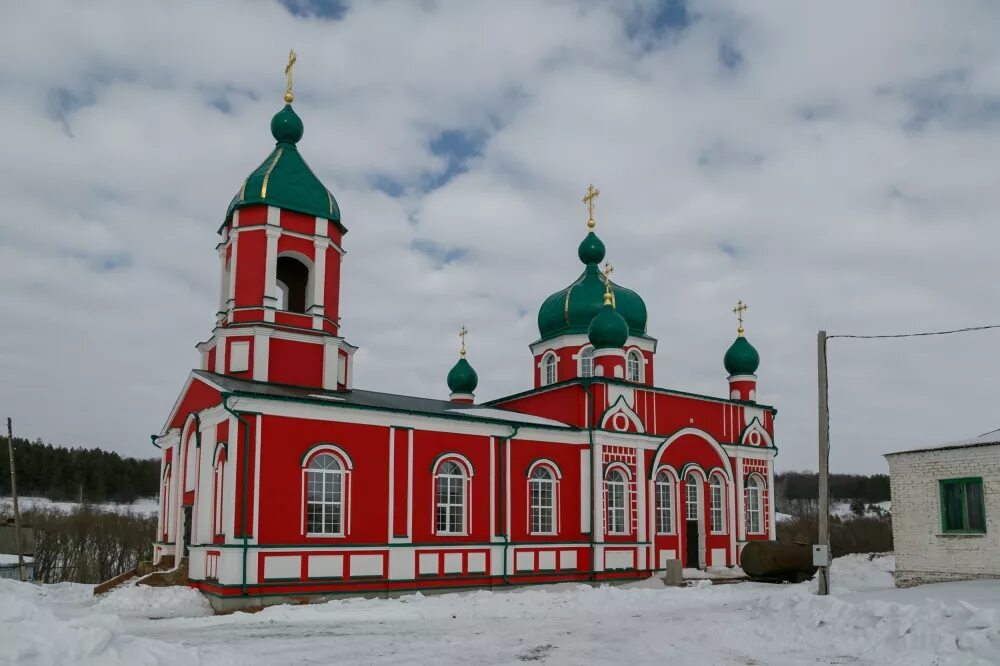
[0,579,202,665]
[95,582,213,619]
[0,495,159,516]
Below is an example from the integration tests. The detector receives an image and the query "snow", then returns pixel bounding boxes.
[2,555,999,665]
[447,407,570,427]
[887,427,1000,455]
[831,500,892,518]
[0,496,159,516]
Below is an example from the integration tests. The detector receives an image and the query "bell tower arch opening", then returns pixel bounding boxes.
[276,254,311,313]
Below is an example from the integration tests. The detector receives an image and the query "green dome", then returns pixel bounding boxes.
[447,357,479,394]
[223,104,343,232]
[588,301,629,350]
[724,335,760,376]
[577,231,606,265]
[537,262,647,341]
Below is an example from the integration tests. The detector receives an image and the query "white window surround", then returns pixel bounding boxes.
[605,466,630,535]
[626,349,643,382]
[541,352,558,386]
[685,472,703,522]
[709,473,726,534]
[654,470,675,535]
[746,474,764,535]
[578,346,595,378]
[529,465,558,535]
[300,445,353,538]
[435,459,470,535]
[305,453,346,536]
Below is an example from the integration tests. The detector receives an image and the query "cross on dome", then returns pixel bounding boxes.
[284,49,297,103]
[459,325,468,358]
[733,300,748,336]
[583,184,600,230]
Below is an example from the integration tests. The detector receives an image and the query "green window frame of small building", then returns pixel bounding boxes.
[939,477,986,534]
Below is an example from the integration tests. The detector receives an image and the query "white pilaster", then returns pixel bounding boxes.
[217,244,228,320]
[767,459,776,540]
[252,331,271,382]
[322,339,340,390]
[310,238,329,330]
[735,455,745,541]
[263,208,281,322]
[227,231,238,307]
[387,427,395,542]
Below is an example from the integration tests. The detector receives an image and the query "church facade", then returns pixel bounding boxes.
[153,67,778,608]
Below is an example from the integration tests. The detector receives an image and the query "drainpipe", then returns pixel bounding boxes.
[222,394,252,597]
[582,380,597,581]
[499,425,520,585]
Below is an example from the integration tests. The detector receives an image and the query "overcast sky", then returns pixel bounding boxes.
[2,1,998,473]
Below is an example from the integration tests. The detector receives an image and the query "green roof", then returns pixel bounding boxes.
[446,357,479,394]
[588,301,629,349]
[724,334,760,376]
[224,104,344,233]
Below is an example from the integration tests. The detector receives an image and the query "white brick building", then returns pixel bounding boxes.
[885,430,998,588]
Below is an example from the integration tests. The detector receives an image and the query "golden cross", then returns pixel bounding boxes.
[582,184,600,230]
[459,325,468,357]
[284,49,297,103]
[733,300,748,335]
[601,262,615,305]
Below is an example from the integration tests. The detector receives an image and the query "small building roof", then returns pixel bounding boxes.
[884,428,1000,457]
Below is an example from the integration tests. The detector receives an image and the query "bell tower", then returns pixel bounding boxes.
[198,51,357,391]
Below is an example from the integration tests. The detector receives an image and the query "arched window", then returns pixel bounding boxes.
[685,472,701,522]
[654,470,674,534]
[579,346,594,378]
[276,256,310,313]
[709,473,726,534]
[160,463,172,540]
[542,353,557,386]
[212,446,226,537]
[306,453,344,535]
[606,469,628,535]
[746,475,764,535]
[626,350,642,382]
[529,466,556,534]
[435,460,468,535]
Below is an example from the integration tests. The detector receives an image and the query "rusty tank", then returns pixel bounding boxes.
[741,542,817,582]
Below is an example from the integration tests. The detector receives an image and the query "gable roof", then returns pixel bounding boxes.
[885,428,1000,457]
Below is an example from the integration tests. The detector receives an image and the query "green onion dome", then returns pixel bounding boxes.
[447,357,479,394]
[588,297,630,350]
[724,334,760,376]
[224,104,343,230]
[537,232,647,341]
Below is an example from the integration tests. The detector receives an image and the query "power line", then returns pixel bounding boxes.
[829,323,1000,340]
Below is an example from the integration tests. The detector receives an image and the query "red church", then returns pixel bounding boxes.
[153,62,778,610]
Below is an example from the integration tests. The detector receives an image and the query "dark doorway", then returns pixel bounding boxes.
[276,256,309,313]
[182,506,193,557]
[685,519,699,568]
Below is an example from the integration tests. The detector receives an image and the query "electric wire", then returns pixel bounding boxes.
[828,323,1000,340]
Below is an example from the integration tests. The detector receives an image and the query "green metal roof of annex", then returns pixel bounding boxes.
[223,103,344,233]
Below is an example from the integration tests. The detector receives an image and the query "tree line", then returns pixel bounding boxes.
[1,436,159,504]
[775,471,890,504]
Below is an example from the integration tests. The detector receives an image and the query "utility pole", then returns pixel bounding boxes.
[6,418,26,582]
[817,331,831,595]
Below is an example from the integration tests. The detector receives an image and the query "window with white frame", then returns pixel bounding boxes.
[626,349,642,382]
[685,473,700,521]
[542,353,557,386]
[606,469,628,534]
[529,466,556,534]
[306,453,344,535]
[655,471,674,534]
[746,475,763,534]
[213,450,225,536]
[579,346,594,378]
[160,464,171,539]
[436,460,467,534]
[709,473,726,533]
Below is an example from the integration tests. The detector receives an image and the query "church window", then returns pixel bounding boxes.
[160,464,172,540]
[435,459,468,535]
[940,477,985,533]
[542,353,557,386]
[579,346,594,378]
[529,466,556,534]
[655,471,674,534]
[212,446,226,537]
[276,256,310,313]
[685,473,701,521]
[626,350,642,382]
[709,473,726,533]
[606,468,628,535]
[746,475,764,534]
[306,453,344,536]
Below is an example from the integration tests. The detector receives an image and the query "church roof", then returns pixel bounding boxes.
[191,370,570,429]
[223,104,344,234]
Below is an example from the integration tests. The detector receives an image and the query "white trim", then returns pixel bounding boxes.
[580,450,591,533]
[198,325,357,350]
[253,414,262,539]
[263,215,281,314]
[406,430,414,539]
[489,437,496,539]
[577,345,595,378]
[626,348,644,383]
[651,428,735,484]
[540,351,558,386]
[530,333,657,357]
[252,331,271,382]
[433,456,471,536]
[230,220,345,256]
[387,427,395,542]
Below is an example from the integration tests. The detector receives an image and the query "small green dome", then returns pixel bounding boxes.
[724,335,760,376]
[270,104,304,144]
[537,265,647,341]
[447,357,479,394]
[223,104,343,232]
[588,302,630,349]
[577,231,606,265]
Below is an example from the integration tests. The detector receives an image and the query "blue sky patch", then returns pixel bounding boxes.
[278,0,348,20]
[411,239,467,267]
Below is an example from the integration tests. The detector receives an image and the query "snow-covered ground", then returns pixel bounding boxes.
[2,555,998,665]
[0,496,158,516]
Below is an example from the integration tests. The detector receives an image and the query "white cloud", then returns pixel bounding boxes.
[2,0,999,473]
